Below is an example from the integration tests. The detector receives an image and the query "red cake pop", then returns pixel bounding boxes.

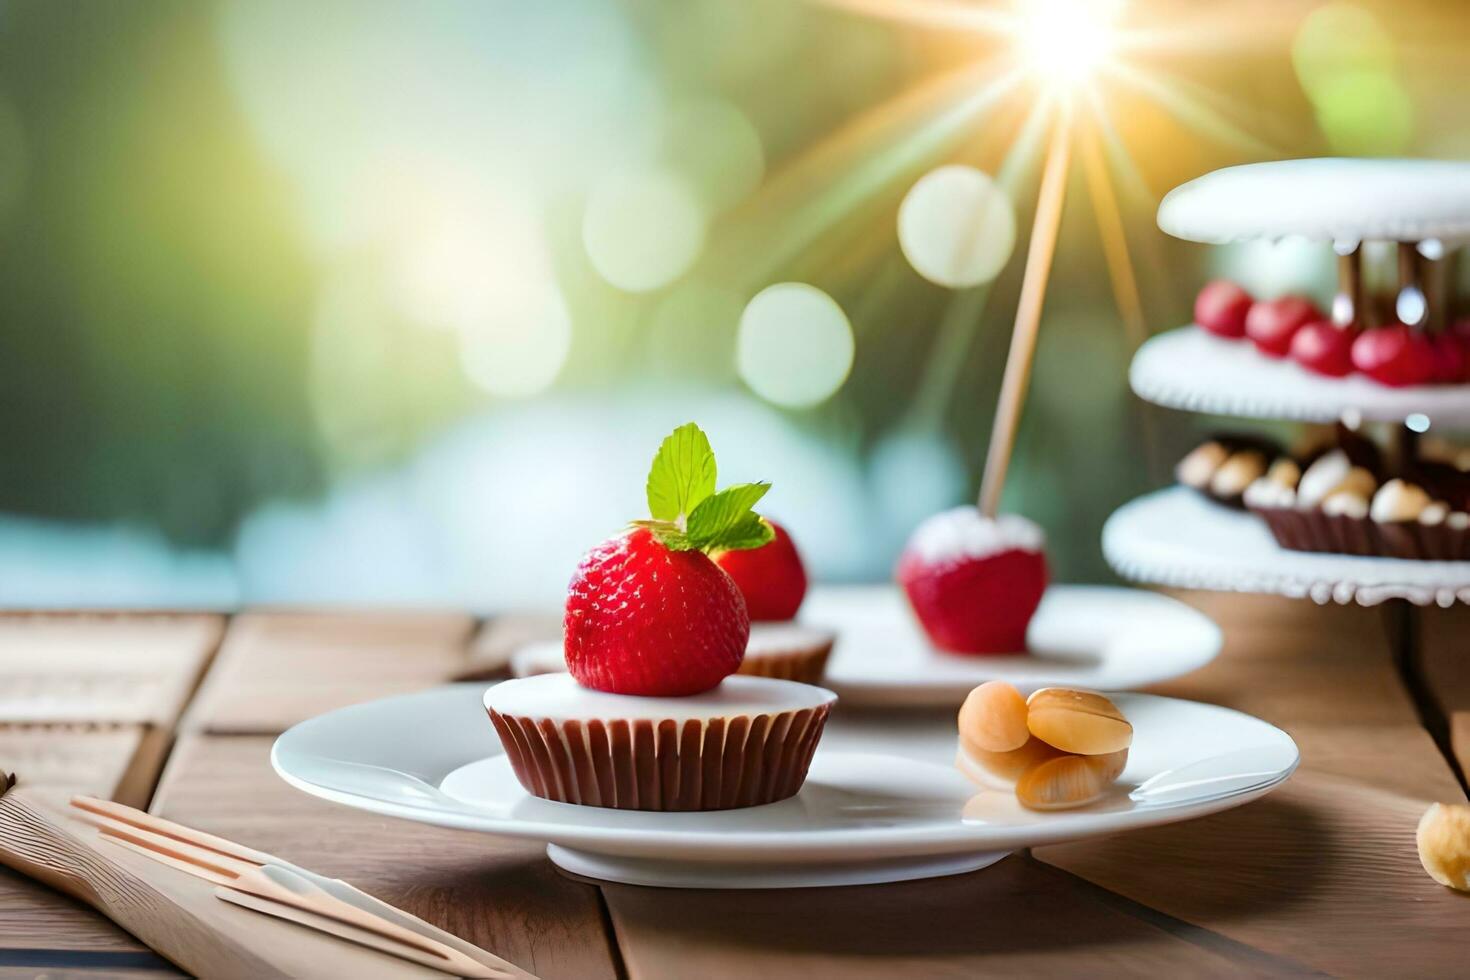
[1194,280,1252,339]
[1245,296,1320,358]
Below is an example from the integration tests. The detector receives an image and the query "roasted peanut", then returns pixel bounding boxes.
[958,681,1030,754]
[957,735,1064,789]
[1026,688,1133,755]
[1418,803,1470,891]
[1014,748,1129,811]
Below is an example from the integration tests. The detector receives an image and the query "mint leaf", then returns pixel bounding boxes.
[629,519,696,551]
[686,483,773,552]
[646,423,717,522]
[708,514,775,552]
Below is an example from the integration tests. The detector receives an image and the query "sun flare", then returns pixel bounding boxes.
[1011,0,1123,93]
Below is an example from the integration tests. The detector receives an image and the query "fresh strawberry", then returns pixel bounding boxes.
[1194,280,1253,339]
[563,422,777,696]
[1446,321,1470,382]
[565,528,749,696]
[1245,296,1319,358]
[1289,320,1356,377]
[896,507,1048,655]
[1351,324,1434,387]
[715,519,808,621]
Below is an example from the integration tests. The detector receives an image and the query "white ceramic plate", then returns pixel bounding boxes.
[799,584,1221,707]
[1130,326,1470,425]
[273,684,1297,889]
[1105,486,1470,607]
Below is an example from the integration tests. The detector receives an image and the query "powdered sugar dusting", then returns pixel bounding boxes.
[905,507,1045,564]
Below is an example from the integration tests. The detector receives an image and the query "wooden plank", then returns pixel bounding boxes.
[0,725,185,955]
[0,965,177,978]
[0,614,221,960]
[151,734,616,980]
[1147,592,1417,726]
[0,614,222,725]
[1416,603,1470,778]
[183,612,475,734]
[0,788,484,980]
[1036,591,1467,978]
[0,865,160,956]
[1039,770,1463,978]
[0,963,178,978]
[603,853,1306,978]
[0,726,146,802]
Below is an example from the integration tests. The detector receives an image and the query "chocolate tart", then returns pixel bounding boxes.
[1250,505,1381,556]
[740,623,835,684]
[1176,434,1281,510]
[484,673,836,811]
[510,624,835,685]
[1373,519,1470,561]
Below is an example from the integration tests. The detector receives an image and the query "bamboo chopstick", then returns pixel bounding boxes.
[69,796,524,979]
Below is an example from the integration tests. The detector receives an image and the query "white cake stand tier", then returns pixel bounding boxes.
[1130,326,1470,425]
[1105,487,1470,607]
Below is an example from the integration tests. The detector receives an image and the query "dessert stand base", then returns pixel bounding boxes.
[1130,325,1470,425]
[1105,488,1470,607]
[546,844,1009,890]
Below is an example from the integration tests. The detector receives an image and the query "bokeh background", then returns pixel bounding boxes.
[0,0,1465,609]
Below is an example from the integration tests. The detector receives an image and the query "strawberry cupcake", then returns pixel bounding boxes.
[896,506,1048,655]
[484,423,837,811]
[715,520,835,684]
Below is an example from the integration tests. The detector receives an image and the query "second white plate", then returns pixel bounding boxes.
[273,684,1297,889]
[800,584,1221,706]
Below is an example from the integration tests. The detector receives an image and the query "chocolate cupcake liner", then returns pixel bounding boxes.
[737,639,833,685]
[1376,521,1470,561]
[487,703,831,811]
[1251,506,1375,555]
[1251,505,1470,560]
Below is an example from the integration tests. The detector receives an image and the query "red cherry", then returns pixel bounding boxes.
[1351,325,1434,388]
[1245,296,1320,358]
[1427,333,1467,384]
[1194,280,1253,339]
[1289,321,1357,378]
[564,528,748,696]
[714,520,808,622]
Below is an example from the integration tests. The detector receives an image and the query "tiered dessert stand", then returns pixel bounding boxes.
[1104,159,1470,762]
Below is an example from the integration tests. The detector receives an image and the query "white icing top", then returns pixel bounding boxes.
[1297,451,1351,509]
[905,507,1044,564]
[1322,490,1369,520]
[1419,502,1450,527]
[512,625,836,680]
[746,622,836,657]
[510,640,568,678]
[1158,158,1470,244]
[484,672,836,722]
[1244,477,1295,510]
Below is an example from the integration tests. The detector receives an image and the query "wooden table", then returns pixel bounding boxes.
[1,593,1466,979]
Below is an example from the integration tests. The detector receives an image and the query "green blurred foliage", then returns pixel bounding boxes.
[0,0,320,544]
[0,0,1464,584]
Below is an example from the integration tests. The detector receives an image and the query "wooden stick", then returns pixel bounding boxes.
[979,102,1074,517]
[1333,243,1361,329]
